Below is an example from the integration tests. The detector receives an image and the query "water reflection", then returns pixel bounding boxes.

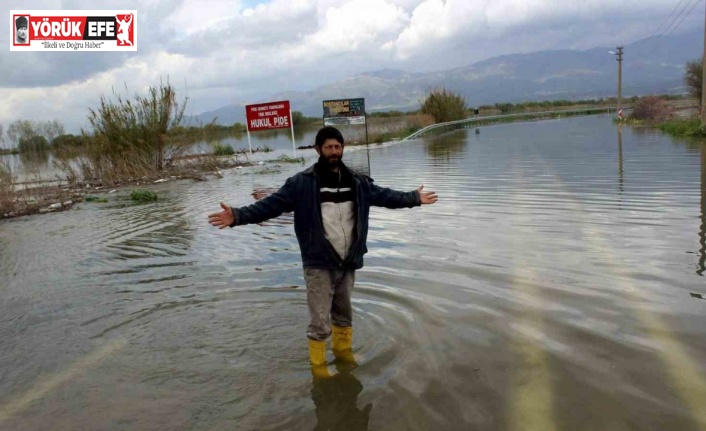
[617,124,624,195]
[346,144,372,177]
[696,143,706,276]
[190,125,321,155]
[19,149,49,165]
[424,129,468,160]
[311,368,372,431]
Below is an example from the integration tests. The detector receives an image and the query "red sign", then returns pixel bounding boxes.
[245,100,291,132]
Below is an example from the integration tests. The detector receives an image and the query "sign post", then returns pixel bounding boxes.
[323,98,367,144]
[322,98,370,175]
[245,100,294,156]
[289,109,297,157]
[246,129,253,155]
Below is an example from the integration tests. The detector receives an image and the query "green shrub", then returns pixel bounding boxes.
[291,111,319,125]
[18,135,49,153]
[232,122,247,133]
[87,79,187,171]
[495,103,514,114]
[420,87,468,123]
[213,144,235,155]
[130,189,158,202]
[52,134,84,149]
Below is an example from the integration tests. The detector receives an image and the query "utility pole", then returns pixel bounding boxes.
[702,0,706,125]
[616,46,623,119]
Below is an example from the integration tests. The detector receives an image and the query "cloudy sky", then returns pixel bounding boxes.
[1,0,703,133]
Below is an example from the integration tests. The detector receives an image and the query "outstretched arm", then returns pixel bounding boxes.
[368,181,438,208]
[416,185,438,205]
[208,178,296,229]
[208,202,235,229]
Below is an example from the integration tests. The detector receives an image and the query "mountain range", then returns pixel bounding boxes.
[185,29,702,126]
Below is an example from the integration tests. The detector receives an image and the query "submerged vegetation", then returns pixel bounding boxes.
[130,189,158,202]
[273,154,305,164]
[619,95,703,138]
[657,119,706,137]
[213,143,235,156]
[621,59,704,139]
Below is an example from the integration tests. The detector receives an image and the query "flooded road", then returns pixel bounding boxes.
[1,115,705,430]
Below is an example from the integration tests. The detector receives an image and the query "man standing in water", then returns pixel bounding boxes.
[208,126,438,371]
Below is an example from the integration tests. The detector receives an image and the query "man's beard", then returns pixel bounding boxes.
[318,154,341,168]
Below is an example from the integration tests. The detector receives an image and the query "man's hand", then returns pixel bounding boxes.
[208,202,236,229]
[417,185,438,205]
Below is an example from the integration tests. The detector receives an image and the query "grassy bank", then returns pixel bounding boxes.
[657,118,706,137]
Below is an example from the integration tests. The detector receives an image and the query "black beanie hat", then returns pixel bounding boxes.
[16,16,28,29]
[315,126,344,147]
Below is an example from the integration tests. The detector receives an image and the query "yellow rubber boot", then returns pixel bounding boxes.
[332,325,356,364]
[308,339,331,379]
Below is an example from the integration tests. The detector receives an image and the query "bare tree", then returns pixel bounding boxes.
[38,120,65,144]
[6,120,37,146]
[0,124,4,148]
[686,58,703,106]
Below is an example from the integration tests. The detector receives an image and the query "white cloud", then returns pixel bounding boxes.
[389,0,697,58]
[165,0,248,35]
[0,52,195,133]
[308,0,408,51]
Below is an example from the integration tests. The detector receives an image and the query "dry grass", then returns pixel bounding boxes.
[1,151,252,219]
[0,162,16,215]
[1,170,80,219]
[630,96,675,122]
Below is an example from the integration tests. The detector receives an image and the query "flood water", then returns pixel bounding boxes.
[1,115,705,431]
[0,127,315,184]
[0,121,395,183]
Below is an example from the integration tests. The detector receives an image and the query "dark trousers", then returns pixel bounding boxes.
[304,268,355,341]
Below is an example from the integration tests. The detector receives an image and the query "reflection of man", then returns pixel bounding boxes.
[116,13,133,46]
[311,367,372,431]
[208,126,438,373]
[15,16,29,44]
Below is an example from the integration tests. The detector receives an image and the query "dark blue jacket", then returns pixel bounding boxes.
[232,162,421,269]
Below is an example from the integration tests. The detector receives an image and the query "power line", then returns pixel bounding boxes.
[664,0,703,36]
[649,0,690,39]
[629,0,702,48]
